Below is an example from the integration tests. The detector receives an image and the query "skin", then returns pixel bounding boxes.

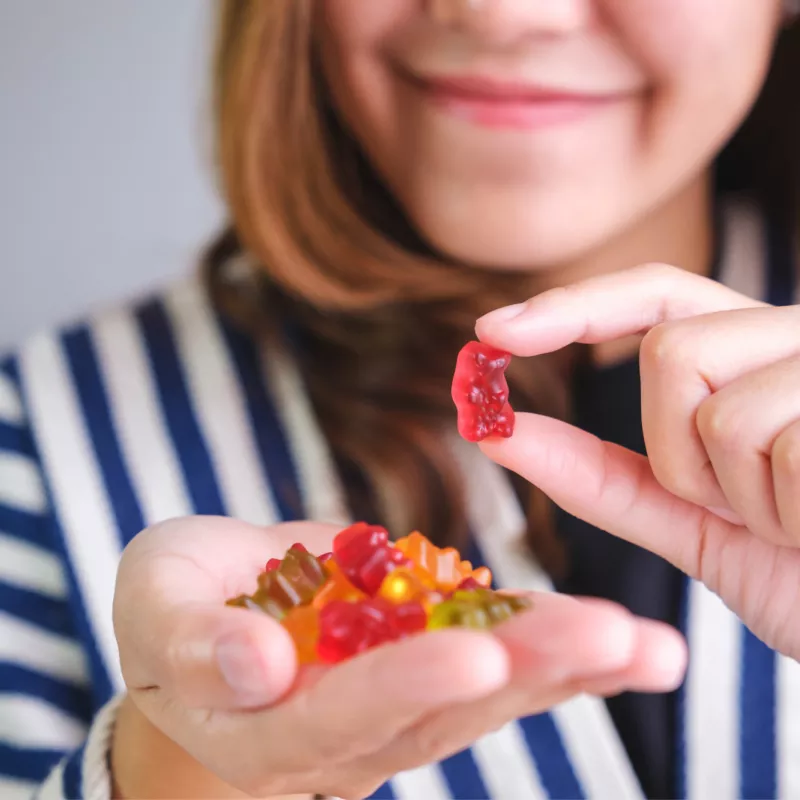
[111,1,797,798]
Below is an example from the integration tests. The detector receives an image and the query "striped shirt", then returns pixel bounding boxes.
[1,198,800,800]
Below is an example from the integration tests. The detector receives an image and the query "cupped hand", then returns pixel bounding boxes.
[112,517,685,799]
[477,262,800,661]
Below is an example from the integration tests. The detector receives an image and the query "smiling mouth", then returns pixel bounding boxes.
[399,69,629,130]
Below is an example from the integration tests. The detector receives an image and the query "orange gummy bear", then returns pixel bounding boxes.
[395,532,492,592]
[472,567,492,588]
[281,605,320,665]
[312,560,367,609]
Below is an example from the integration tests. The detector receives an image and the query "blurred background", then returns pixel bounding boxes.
[0,0,224,351]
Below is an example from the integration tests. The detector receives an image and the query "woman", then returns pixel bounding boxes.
[2,0,799,798]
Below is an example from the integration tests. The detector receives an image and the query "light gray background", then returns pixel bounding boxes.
[0,0,225,351]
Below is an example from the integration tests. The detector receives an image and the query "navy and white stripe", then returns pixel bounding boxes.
[0,197,798,798]
[0,360,93,800]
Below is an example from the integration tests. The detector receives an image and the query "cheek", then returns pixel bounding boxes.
[317,0,412,181]
[609,0,779,133]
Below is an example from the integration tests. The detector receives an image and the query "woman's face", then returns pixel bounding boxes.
[318,0,783,269]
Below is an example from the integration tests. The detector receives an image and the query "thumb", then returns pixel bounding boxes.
[479,412,742,580]
[115,548,298,712]
[136,603,298,710]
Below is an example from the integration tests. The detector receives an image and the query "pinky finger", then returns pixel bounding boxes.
[772,417,800,544]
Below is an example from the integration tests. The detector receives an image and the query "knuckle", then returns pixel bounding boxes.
[696,395,749,454]
[639,323,692,377]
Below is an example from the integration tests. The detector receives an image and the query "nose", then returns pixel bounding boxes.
[428,0,592,43]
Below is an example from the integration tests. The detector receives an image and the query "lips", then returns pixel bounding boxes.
[406,72,623,130]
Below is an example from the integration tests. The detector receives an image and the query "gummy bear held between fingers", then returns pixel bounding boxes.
[452,341,515,443]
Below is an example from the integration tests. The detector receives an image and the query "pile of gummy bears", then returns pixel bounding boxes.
[227,523,531,665]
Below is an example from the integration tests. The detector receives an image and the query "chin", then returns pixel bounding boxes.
[404,176,631,272]
[411,194,621,272]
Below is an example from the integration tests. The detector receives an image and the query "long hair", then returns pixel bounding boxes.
[205,1,799,573]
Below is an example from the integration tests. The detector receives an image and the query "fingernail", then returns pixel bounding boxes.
[479,302,528,326]
[216,630,267,696]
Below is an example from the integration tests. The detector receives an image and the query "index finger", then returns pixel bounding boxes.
[475,263,765,356]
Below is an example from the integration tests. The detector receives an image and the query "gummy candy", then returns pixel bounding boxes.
[472,567,493,588]
[428,589,532,630]
[227,545,327,620]
[281,605,320,665]
[395,531,489,591]
[313,560,367,608]
[227,525,528,665]
[317,597,427,664]
[333,522,410,595]
[317,598,394,663]
[378,566,435,604]
[392,601,428,636]
[452,341,515,442]
[454,576,483,592]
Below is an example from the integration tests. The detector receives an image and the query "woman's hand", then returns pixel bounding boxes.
[477,262,800,661]
[111,517,685,799]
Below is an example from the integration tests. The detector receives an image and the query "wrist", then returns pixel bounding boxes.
[111,694,318,799]
[110,694,249,799]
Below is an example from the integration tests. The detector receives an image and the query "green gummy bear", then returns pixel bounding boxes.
[227,546,327,620]
[427,589,532,630]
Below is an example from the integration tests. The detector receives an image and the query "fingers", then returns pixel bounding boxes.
[478,413,744,581]
[773,418,800,541]
[477,270,800,544]
[576,615,688,696]
[695,354,800,544]
[491,592,638,681]
[639,308,800,516]
[370,596,686,777]
[475,263,762,357]
[261,628,510,772]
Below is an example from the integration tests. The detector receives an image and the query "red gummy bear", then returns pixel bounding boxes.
[451,341,515,443]
[316,598,426,664]
[332,522,410,595]
[391,601,428,636]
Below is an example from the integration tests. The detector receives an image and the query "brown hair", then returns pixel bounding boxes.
[205,1,799,573]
